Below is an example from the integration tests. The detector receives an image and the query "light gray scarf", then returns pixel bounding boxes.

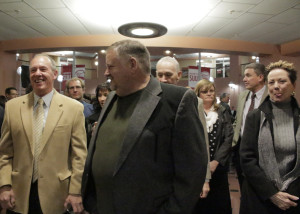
[258,113,300,191]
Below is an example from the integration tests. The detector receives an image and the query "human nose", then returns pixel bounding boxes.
[161,75,168,82]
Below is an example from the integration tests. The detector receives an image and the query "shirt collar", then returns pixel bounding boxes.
[250,85,266,100]
[33,90,54,107]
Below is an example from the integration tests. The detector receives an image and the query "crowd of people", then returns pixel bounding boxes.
[0,39,299,214]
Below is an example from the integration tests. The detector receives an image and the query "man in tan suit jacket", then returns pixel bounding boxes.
[0,54,87,214]
[232,62,268,189]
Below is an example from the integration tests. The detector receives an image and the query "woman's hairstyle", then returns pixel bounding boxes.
[93,82,111,112]
[194,79,219,110]
[266,60,297,84]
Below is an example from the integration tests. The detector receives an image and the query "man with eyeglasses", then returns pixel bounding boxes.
[5,87,18,101]
[66,77,93,118]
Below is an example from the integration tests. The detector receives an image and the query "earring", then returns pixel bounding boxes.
[291,91,295,96]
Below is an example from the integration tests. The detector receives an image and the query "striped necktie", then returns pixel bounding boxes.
[33,98,44,183]
[248,93,256,113]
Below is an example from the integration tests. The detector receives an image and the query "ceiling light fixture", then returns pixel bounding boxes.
[118,22,167,38]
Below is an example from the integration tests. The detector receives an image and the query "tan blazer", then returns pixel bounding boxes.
[0,91,87,214]
[197,97,211,180]
[232,88,268,147]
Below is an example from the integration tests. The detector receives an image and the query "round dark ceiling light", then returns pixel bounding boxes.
[118,22,168,38]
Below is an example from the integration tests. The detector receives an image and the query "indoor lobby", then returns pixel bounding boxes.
[0,1,300,214]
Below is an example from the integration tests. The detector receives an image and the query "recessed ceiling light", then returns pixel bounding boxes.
[100,50,106,54]
[165,50,171,54]
[118,22,167,38]
[131,28,154,36]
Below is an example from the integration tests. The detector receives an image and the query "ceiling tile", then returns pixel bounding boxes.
[222,0,261,3]
[249,0,300,15]
[211,13,272,39]
[0,12,43,40]
[19,16,66,36]
[208,2,255,18]
[267,8,300,24]
[253,22,300,44]
[0,1,39,17]
[237,22,286,41]
[24,0,65,9]
[38,8,89,35]
[191,17,233,37]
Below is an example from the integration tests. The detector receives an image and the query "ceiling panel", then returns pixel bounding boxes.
[222,0,261,3]
[211,13,272,40]
[208,2,255,18]
[19,16,66,36]
[24,0,65,9]
[249,0,300,15]
[253,22,300,44]
[237,22,286,41]
[0,1,39,17]
[38,8,89,35]
[0,12,43,40]
[191,17,233,37]
[267,8,300,24]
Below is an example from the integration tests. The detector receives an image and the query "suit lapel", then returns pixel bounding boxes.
[21,93,34,153]
[237,90,249,120]
[39,91,63,153]
[113,77,162,176]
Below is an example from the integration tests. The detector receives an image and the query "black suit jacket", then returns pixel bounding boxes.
[82,77,208,214]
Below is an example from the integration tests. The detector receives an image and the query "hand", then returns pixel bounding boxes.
[91,122,98,135]
[209,160,219,174]
[64,194,84,214]
[200,182,210,198]
[0,185,16,210]
[270,192,299,210]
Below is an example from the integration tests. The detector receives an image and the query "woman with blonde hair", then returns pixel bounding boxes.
[193,79,233,214]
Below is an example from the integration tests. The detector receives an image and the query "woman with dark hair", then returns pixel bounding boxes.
[193,79,233,214]
[240,60,300,214]
[86,83,111,146]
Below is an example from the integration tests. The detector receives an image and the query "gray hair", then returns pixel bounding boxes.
[220,93,229,99]
[107,40,151,74]
[31,54,57,71]
[244,63,266,81]
[156,56,180,73]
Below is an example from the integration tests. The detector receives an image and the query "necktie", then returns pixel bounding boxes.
[248,93,256,113]
[33,98,44,182]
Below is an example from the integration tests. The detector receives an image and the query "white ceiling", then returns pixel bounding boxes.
[0,0,299,45]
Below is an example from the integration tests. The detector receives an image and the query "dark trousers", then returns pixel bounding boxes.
[28,181,43,214]
[232,139,244,189]
[6,182,42,214]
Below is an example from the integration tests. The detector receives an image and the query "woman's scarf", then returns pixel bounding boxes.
[205,105,218,133]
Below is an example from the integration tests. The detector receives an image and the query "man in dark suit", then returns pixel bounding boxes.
[82,40,208,214]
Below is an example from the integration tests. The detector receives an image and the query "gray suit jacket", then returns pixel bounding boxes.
[232,88,268,147]
[82,77,208,214]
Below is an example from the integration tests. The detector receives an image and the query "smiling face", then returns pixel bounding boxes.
[30,55,58,97]
[104,49,131,96]
[267,68,296,103]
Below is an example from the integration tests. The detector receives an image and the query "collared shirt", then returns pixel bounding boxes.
[241,85,266,136]
[33,90,54,128]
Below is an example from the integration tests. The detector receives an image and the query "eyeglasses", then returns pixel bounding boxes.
[200,89,215,94]
[68,86,82,90]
